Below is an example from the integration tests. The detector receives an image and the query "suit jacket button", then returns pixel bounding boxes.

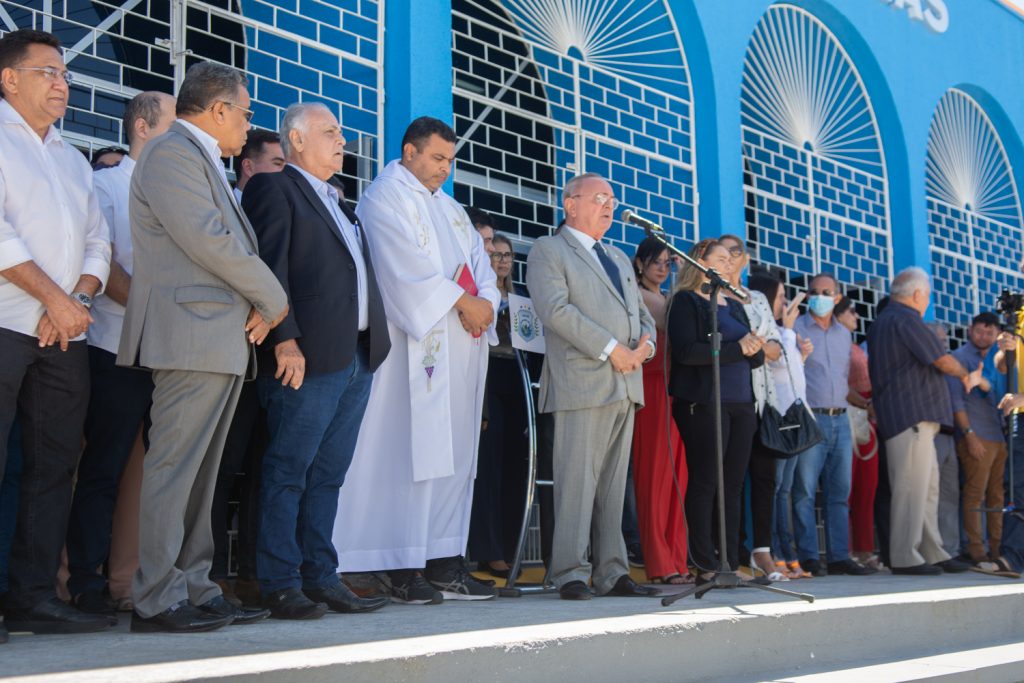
[348,263,355,270]
[350,293,357,300]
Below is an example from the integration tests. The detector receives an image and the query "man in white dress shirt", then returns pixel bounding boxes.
[0,29,111,638]
[64,91,175,621]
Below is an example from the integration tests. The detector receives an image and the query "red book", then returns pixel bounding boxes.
[454,263,482,338]
[454,262,478,296]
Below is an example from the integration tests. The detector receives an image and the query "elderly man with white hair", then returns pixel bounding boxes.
[242,102,391,619]
[867,267,980,576]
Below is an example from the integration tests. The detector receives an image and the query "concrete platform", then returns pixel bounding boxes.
[2,571,1023,683]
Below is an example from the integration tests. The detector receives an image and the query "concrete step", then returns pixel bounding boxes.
[2,574,1023,682]
[752,641,1024,682]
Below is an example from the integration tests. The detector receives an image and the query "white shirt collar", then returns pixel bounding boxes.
[563,224,599,252]
[382,158,442,197]
[288,162,335,198]
[0,98,63,147]
[176,118,223,169]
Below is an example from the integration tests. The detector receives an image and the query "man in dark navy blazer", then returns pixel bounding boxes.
[242,102,390,620]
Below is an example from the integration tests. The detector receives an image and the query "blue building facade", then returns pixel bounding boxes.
[3,0,1023,342]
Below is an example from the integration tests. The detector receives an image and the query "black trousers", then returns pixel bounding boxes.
[740,438,778,564]
[469,357,529,562]
[874,438,892,566]
[65,346,153,597]
[210,380,267,581]
[674,400,757,572]
[0,329,89,608]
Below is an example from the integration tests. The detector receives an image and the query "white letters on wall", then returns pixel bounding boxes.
[880,0,949,33]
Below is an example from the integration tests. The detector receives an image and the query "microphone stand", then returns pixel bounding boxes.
[640,227,814,607]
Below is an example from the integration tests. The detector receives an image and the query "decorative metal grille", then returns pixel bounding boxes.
[927,88,1024,345]
[741,3,891,337]
[452,0,696,265]
[1,0,381,195]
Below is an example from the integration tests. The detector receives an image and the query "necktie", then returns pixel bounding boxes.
[593,242,625,300]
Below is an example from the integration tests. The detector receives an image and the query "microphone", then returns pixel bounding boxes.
[620,209,662,232]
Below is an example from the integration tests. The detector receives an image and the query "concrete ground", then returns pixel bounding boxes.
[2,570,1022,682]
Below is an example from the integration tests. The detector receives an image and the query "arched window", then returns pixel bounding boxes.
[452,0,697,256]
[741,3,891,334]
[927,88,1024,346]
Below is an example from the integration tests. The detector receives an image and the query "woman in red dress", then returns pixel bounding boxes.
[835,298,882,569]
[631,237,691,584]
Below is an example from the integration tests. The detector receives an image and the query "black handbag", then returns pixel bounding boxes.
[757,347,824,458]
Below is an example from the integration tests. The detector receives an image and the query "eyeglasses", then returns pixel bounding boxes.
[569,192,619,210]
[808,289,836,297]
[490,252,514,262]
[215,100,254,122]
[726,246,745,257]
[13,66,73,85]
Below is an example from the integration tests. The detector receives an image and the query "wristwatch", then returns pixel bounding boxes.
[72,291,93,309]
[963,427,975,435]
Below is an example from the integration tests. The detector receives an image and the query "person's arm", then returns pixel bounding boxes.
[142,141,288,326]
[103,259,131,307]
[640,288,667,331]
[666,292,747,367]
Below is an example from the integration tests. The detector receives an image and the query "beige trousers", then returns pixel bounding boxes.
[885,422,951,568]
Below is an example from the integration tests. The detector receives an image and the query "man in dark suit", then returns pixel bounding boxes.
[242,102,391,619]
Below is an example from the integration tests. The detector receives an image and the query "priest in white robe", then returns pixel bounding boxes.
[334,117,500,603]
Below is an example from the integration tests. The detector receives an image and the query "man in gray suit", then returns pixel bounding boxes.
[526,173,659,600]
[118,62,288,633]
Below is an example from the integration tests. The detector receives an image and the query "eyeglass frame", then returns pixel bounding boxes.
[213,100,254,122]
[568,192,619,210]
[11,66,73,86]
[490,252,514,262]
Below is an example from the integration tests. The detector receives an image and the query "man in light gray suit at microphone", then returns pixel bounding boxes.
[526,173,658,600]
[118,62,288,633]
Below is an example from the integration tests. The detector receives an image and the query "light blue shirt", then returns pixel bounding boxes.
[288,164,368,330]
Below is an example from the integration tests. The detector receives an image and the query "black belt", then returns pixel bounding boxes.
[812,407,846,416]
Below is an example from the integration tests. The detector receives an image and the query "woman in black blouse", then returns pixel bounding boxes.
[667,239,766,581]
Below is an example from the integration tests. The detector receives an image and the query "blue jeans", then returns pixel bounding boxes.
[1000,416,1024,572]
[256,349,373,594]
[792,413,853,564]
[772,455,800,562]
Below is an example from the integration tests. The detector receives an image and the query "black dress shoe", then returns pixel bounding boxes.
[800,559,827,577]
[131,600,233,633]
[827,559,878,576]
[264,587,328,620]
[606,575,659,597]
[73,590,118,625]
[558,581,592,601]
[5,597,112,634]
[891,563,943,576]
[936,558,972,573]
[199,594,270,625]
[304,583,388,614]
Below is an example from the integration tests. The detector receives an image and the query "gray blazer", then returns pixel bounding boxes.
[117,122,287,375]
[526,229,655,413]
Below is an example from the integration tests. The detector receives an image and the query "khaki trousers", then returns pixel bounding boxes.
[885,422,951,568]
[957,436,1008,562]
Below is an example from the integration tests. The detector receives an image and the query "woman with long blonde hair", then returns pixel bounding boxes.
[666,239,766,582]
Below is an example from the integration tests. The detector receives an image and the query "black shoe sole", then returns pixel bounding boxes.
[325,598,390,613]
[7,619,112,634]
[267,604,328,620]
[130,615,233,633]
[227,610,271,625]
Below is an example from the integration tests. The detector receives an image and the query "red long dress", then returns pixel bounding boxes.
[632,329,689,579]
[848,343,879,554]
